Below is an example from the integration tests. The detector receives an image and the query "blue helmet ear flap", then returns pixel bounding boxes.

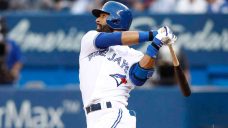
[110,18,121,25]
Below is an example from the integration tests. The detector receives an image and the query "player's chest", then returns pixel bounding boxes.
[88,47,130,61]
[87,48,131,73]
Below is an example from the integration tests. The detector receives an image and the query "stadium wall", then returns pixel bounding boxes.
[0,87,228,128]
[1,13,227,87]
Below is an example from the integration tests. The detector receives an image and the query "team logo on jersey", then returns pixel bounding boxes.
[110,74,127,87]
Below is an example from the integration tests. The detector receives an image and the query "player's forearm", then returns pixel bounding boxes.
[121,31,138,45]
[95,31,155,49]
[128,27,173,86]
[121,31,154,45]
[138,55,155,69]
[128,35,162,86]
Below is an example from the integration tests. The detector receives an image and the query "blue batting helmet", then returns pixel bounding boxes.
[92,1,132,31]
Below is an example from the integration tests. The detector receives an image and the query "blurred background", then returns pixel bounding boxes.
[0,0,227,128]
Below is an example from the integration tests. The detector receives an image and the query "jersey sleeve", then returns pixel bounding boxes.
[80,30,100,58]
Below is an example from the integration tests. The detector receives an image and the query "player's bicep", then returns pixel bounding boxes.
[95,32,122,49]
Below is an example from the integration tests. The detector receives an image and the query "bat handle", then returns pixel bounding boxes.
[168,44,179,67]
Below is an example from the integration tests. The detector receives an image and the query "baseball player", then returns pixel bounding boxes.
[79,1,176,128]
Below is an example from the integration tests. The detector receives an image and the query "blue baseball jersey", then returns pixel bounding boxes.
[6,39,22,70]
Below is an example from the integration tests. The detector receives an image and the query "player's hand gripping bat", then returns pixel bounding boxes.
[167,43,191,97]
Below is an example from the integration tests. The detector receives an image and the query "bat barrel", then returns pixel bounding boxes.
[174,66,191,97]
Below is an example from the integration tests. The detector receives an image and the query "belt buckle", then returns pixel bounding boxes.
[89,106,92,112]
[86,105,92,114]
[106,102,112,108]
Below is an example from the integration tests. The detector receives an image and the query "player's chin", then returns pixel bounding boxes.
[96,25,102,32]
[96,25,113,32]
[96,28,102,32]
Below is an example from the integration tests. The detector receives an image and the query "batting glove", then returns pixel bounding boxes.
[146,28,177,58]
[150,26,172,41]
[157,26,177,45]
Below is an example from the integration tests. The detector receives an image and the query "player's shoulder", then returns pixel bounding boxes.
[86,30,99,35]
[81,30,100,43]
[6,39,16,44]
[6,39,20,48]
[83,30,99,39]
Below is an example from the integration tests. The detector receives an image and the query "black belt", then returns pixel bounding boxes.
[86,102,112,114]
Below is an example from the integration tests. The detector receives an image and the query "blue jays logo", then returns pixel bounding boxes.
[110,74,127,87]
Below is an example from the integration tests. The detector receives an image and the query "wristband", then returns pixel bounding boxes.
[146,44,159,59]
[139,31,156,43]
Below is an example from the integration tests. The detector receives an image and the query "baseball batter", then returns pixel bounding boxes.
[79,1,176,128]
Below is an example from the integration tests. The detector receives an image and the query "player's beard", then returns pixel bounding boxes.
[96,24,113,32]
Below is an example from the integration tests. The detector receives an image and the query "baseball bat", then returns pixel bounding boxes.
[167,44,191,97]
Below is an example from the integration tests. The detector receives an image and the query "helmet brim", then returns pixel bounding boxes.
[92,9,109,17]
